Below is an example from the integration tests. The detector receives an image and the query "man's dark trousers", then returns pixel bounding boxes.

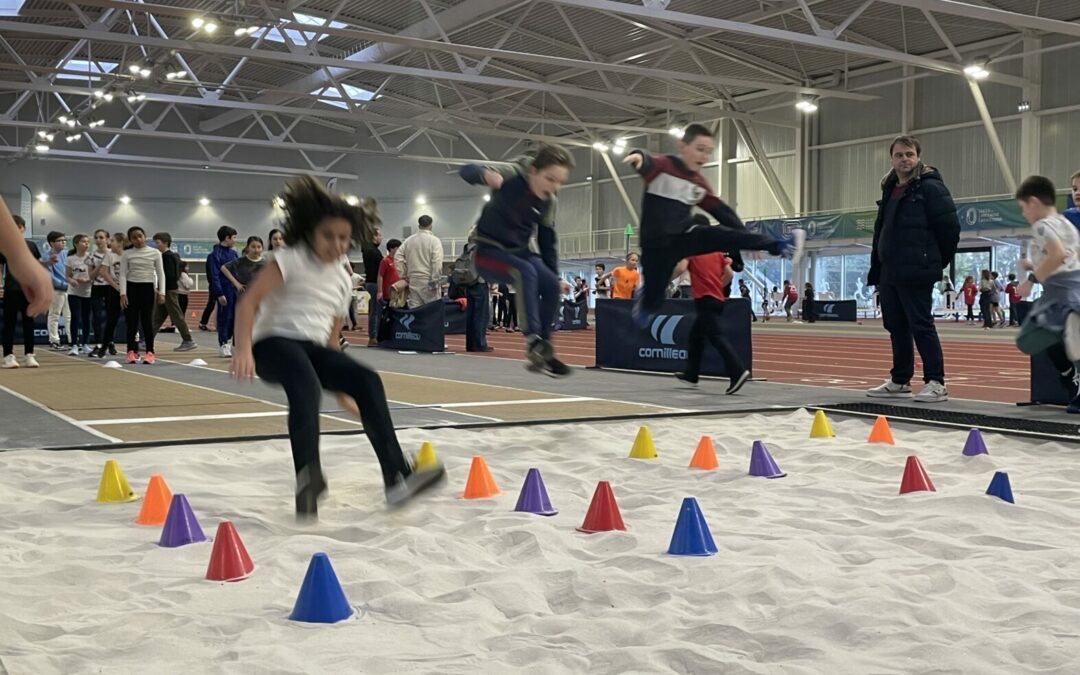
[465,283,489,351]
[879,282,944,384]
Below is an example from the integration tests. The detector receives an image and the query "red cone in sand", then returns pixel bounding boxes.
[899,455,936,494]
[577,481,626,533]
[206,521,254,582]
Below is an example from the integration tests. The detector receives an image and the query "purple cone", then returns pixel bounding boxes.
[513,468,558,516]
[749,441,786,478]
[158,494,207,547]
[962,428,989,456]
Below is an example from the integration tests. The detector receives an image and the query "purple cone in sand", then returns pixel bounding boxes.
[962,428,988,456]
[158,494,207,547]
[749,441,786,478]
[985,471,1014,504]
[667,497,718,556]
[514,468,558,516]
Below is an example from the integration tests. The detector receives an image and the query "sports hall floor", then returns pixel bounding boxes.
[0,316,1071,451]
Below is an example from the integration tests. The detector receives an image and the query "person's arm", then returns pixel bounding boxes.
[206,250,226,298]
[922,179,961,268]
[1020,238,1069,296]
[671,259,689,281]
[394,243,407,277]
[432,239,444,282]
[65,257,78,287]
[221,263,243,292]
[230,260,284,381]
[0,198,52,315]
[119,253,129,307]
[154,251,166,300]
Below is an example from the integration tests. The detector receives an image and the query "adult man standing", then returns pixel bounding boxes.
[867,135,960,403]
[395,215,444,308]
[360,228,383,347]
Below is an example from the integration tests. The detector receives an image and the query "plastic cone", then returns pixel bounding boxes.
[577,481,626,533]
[513,468,557,516]
[628,425,658,459]
[688,436,719,470]
[962,428,988,456]
[102,360,122,368]
[667,497,718,556]
[898,456,936,494]
[288,552,353,623]
[206,521,254,581]
[188,358,208,366]
[810,410,835,438]
[96,459,139,503]
[867,416,895,445]
[985,471,1014,503]
[135,474,172,525]
[461,456,500,499]
[158,494,207,547]
[748,441,786,478]
[414,442,439,472]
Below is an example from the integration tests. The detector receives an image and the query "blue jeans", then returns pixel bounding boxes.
[474,246,558,340]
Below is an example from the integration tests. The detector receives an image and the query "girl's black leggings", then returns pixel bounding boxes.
[125,282,156,353]
[68,295,92,346]
[101,287,121,347]
[253,336,411,486]
[2,288,34,356]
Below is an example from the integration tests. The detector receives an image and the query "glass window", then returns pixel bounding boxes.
[311,84,379,109]
[813,255,843,300]
[255,12,347,45]
[843,254,871,306]
[55,59,117,84]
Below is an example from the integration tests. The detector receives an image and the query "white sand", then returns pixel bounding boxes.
[1,410,1079,674]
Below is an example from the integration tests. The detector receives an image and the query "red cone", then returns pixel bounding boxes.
[576,481,626,533]
[206,521,254,582]
[899,455,936,494]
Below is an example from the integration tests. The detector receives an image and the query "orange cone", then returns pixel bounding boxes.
[688,436,719,470]
[868,416,895,445]
[461,456,500,499]
[135,474,173,525]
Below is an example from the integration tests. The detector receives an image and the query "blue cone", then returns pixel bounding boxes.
[513,468,558,516]
[667,497,718,556]
[749,441,786,478]
[288,553,354,624]
[985,471,1014,504]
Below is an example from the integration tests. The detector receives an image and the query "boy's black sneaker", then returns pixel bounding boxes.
[675,372,698,387]
[726,370,751,395]
[294,467,328,519]
[385,463,447,506]
[526,338,570,378]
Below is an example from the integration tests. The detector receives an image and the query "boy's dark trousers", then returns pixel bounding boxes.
[684,296,746,380]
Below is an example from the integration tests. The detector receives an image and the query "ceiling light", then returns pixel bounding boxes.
[415,195,427,205]
[245,26,259,35]
[58,115,68,124]
[103,93,114,102]
[44,133,55,142]
[611,143,625,156]
[139,68,152,78]
[128,64,141,74]
[89,119,105,128]
[482,194,491,202]
[1017,100,1031,113]
[66,133,81,142]
[119,195,131,205]
[963,64,990,80]
[234,27,247,36]
[199,197,210,206]
[192,17,205,29]
[94,90,105,99]
[795,99,818,113]
[273,196,286,208]
[64,119,76,127]
[37,193,48,202]
[204,21,218,34]
[592,141,609,152]
[669,126,683,137]
[37,130,47,138]
[585,176,593,181]
[34,144,49,153]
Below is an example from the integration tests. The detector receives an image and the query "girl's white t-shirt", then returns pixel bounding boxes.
[65,253,93,298]
[90,249,108,286]
[252,246,351,346]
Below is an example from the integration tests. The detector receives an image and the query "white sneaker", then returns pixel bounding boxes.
[24,354,39,368]
[866,379,912,398]
[67,345,79,356]
[1065,313,1080,362]
[2,354,18,369]
[219,343,232,358]
[914,380,948,403]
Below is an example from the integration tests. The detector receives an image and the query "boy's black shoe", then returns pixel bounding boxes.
[385,463,447,506]
[295,467,328,519]
[726,370,751,395]
[675,372,698,387]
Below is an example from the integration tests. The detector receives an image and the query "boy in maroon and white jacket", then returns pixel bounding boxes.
[623,124,804,325]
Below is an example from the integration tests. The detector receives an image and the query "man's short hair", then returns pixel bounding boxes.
[595,263,605,271]
[1015,175,1056,206]
[153,232,172,246]
[888,135,922,156]
[386,238,402,250]
[216,225,237,242]
[12,214,24,228]
[47,230,65,243]
[681,124,713,144]
[418,215,432,228]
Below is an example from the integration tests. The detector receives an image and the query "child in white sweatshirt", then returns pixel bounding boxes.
[119,226,165,364]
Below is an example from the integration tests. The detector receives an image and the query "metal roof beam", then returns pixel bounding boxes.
[875,0,1080,40]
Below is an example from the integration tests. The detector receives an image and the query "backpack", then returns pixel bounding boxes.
[451,241,479,286]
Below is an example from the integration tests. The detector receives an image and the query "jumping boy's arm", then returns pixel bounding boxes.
[671,259,689,281]
[1020,237,1069,296]
[231,260,283,381]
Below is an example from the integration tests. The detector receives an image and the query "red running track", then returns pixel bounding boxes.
[344,324,1030,404]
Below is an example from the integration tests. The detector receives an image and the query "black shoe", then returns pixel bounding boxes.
[526,338,570,377]
[198,324,209,331]
[294,467,328,519]
[385,463,447,506]
[107,344,118,356]
[726,370,751,395]
[675,371,698,387]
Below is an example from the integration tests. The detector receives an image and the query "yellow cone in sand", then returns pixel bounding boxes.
[96,459,139,503]
[629,425,658,459]
[414,442,439,471]
[809,410,835,439]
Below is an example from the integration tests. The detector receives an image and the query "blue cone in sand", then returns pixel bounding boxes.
[513,468,557,516]
[985,471,1014,504]
[289,552,354,624]
[667,497,718,556]
[158,494,207,547]
[962,428,988,456]
[749,441,786,478]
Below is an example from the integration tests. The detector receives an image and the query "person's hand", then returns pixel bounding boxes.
[156,294,165,305]
[11,259,53,316]
[622,154,642,169]
[336,392,360,418]
[218,296,227,306]
[230,347,255,381]
[237,284,247,294]
[120,294,128,309]
[483,170,503,190]
[48,252,58,264]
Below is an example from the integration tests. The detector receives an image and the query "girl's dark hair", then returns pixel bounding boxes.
[180,260,189,272]
[126,225,145,240]
[276,176,380,251]
[267,228,284,249]
[244,235,264,253]
[72,233,88,247]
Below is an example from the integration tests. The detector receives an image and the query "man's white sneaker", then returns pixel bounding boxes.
[67,346,79,356]
[24,354,39,368]
[1065,313,1080,362]
[219,343,232,358]
[2,354,18,369]
[914,380,948,403]
[866,379,912,398]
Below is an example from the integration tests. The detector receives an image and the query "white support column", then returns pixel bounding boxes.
[1019,34,1041,179]
[598,152,639,224]
[901,66,914,133]
[968,80,1017,192]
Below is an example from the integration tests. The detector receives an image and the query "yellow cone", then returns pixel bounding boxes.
[809,410,835,439]
[414,442,439,471]
[628,425,658,459]
[96,459,139,503]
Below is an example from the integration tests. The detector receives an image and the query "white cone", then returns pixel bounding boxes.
[189,358,208,366]
[103,360,122,369]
